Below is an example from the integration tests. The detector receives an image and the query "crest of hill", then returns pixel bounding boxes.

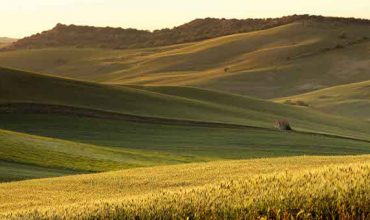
[5,15,370,50]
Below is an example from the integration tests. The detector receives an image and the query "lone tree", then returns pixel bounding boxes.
[274,119,292,131]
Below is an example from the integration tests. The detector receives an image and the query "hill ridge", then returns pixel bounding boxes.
[4,15,370,50]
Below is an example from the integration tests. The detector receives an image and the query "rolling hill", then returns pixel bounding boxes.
[1,67,370,140]
[0,15,369,185]
[0,18,369,98]
[0,15,370,219]
[0,67,369,182]
[1,12,369,220]
[1,155,369,219]
[275,80,370,120]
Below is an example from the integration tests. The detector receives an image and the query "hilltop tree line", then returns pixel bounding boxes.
[4,15,370,50]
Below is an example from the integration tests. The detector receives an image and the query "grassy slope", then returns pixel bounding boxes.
[0,155,369,219]
[0,67,369,181]
[0,128,207,182]
[0,44,189,81]
[0,21,369,98]
[2,114,369,159]
[3,115,369,182]
[275,80,370,120]
[0,128,168,171]
[1,67,369,141]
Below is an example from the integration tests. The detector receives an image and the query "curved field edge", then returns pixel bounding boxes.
[0,161,81,183]
[1,110,369,182]
[2,102,369,143]
[1,155,369,219]
[0,128,198,175]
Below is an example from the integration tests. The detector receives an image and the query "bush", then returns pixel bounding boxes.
[284,100,309,107]
[295,100,309,107]
[274,119,292,131]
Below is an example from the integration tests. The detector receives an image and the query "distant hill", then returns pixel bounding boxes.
[0,37,16,42]
[1,19,369,100]
[0,37,16,48]
[4,15,370,50]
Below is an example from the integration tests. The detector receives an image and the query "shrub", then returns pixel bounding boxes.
[274,119,292,131]
[295,100,309,107]
[284,100,309,107]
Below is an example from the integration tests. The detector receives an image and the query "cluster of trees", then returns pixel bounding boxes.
[5,15,370,50]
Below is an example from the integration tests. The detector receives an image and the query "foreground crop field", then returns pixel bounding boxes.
[0,155,369,219]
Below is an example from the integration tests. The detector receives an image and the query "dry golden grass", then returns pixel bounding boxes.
[1,21,369,98]
[275,80,370,119]
[1,155,369,219]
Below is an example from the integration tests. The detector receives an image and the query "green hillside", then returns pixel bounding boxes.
[275,80,370,120]
[0,21,369,98]
[2,114,369,162]
[0,128,206,182]
[1,67,370,140]
[2,112,369,182]
[0,67,369,182]
[1,155,369,219]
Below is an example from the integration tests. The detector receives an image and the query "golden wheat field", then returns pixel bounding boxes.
[0,155,369,219]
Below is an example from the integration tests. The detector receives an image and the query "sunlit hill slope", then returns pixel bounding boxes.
[275,80,370,120]
[0,17,369,98]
